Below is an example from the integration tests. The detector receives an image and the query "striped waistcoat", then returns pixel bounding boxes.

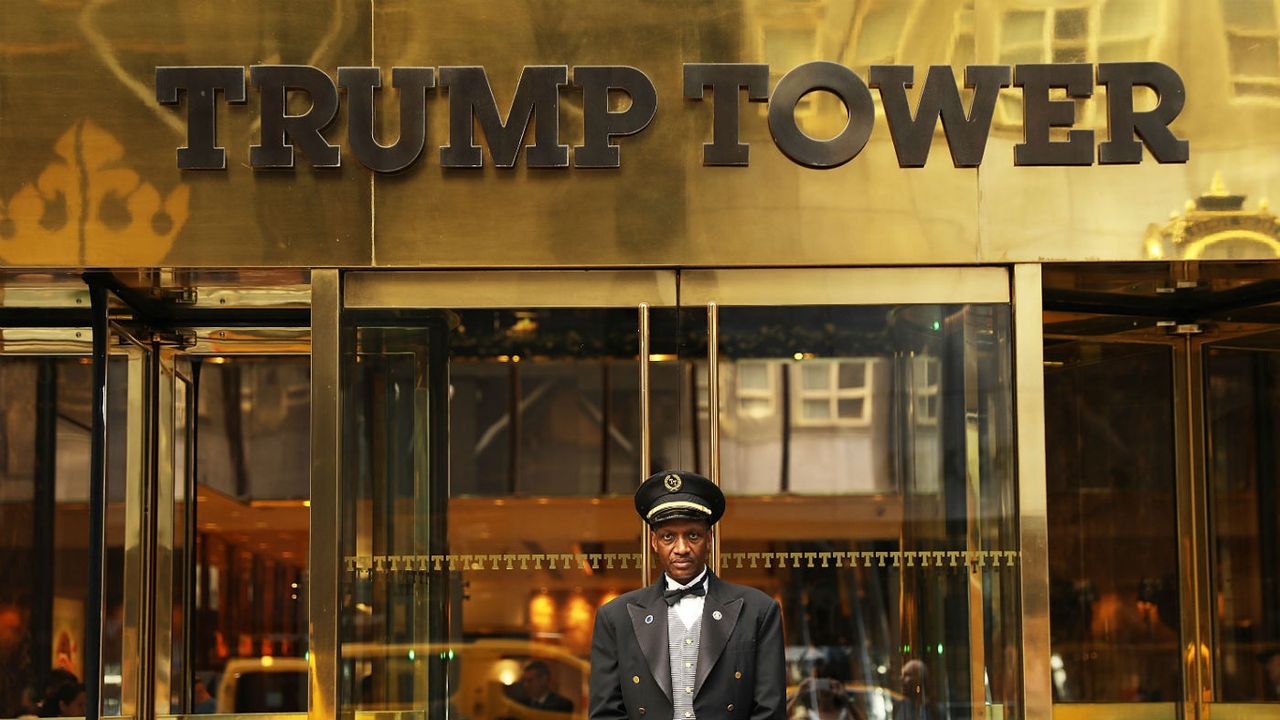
[667,607,702,719]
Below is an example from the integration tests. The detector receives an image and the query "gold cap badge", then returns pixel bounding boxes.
[664,473,682,492]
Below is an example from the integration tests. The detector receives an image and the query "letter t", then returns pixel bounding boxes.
[156,66,247,170]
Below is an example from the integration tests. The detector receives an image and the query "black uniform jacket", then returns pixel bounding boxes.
[589,571,786,720]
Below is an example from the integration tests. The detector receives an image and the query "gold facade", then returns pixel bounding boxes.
[0,0,1276,268]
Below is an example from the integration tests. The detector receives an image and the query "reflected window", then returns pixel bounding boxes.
[1222,0,1280,99]
[995,0,1167,127]
[794,359,874,427]
[948,2,977,69]
[736,360,777,420]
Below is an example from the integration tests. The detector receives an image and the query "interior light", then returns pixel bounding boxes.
[495,659,522,686]
[261,656,275,667]
[529,592,557,632]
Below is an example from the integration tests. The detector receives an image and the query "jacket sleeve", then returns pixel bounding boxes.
[752,599,787,720]
[589,606,629,720]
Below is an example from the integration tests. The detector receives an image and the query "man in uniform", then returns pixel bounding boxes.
[589,470,786,719]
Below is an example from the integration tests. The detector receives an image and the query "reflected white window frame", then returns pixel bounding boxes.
[735,359,777,420]
[947,2,977,69]
[695,359,710,419]
[990,0,1167,128]
[758,20,822,118]
[1221,0,1280,100]
[912,355,941,426]
[791,358,874,428]
[753,0,922,119]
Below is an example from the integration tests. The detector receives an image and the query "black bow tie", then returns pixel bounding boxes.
[663,583,706,606]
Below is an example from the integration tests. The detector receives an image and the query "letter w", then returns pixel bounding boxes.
[870,65,1011,168]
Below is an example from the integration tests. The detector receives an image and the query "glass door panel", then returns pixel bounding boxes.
[1041,340,1182,703]
[682,268,1020,720]
[152,331,312,718]
[1204,331,1280,707]
[339,271,678,717]
[0,326,146,720]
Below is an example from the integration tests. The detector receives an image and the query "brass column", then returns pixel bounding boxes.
[309,270,341,719]
[1013,264,1053,720]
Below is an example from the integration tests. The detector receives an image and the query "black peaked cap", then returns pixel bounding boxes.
[634,470,725,527]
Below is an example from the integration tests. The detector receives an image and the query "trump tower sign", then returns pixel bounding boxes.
[156,61,1189,172]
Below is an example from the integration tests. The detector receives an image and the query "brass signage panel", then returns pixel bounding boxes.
[370,0,981,267]
[0,1,1276,267]
[0,0,372,268]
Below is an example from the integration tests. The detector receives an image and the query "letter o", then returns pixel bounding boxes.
[768,62,874,169]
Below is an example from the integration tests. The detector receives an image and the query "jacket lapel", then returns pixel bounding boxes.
[626,579,672,700]
[694,573,743,697]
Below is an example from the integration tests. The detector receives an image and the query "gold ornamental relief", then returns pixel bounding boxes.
[1144,173,1280,260]
[0,120,189,265]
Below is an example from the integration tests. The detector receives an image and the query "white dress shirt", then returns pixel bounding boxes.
[665,566,708,628]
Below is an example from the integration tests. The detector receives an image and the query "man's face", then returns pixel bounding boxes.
[521,668,549,698]
[649,518,712,583]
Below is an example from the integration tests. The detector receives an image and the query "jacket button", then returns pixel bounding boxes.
[735,671,742,679]
[728,704,735,711]
[638,708,645,716]
[632,675,640,684]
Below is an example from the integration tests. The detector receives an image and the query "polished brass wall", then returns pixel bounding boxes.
[1,1,1277,268]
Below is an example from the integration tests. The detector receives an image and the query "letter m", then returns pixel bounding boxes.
[439,66,568,168]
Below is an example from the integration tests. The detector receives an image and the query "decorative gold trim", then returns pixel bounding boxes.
[343,550,1021,575]
[1049,703,1176,720]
